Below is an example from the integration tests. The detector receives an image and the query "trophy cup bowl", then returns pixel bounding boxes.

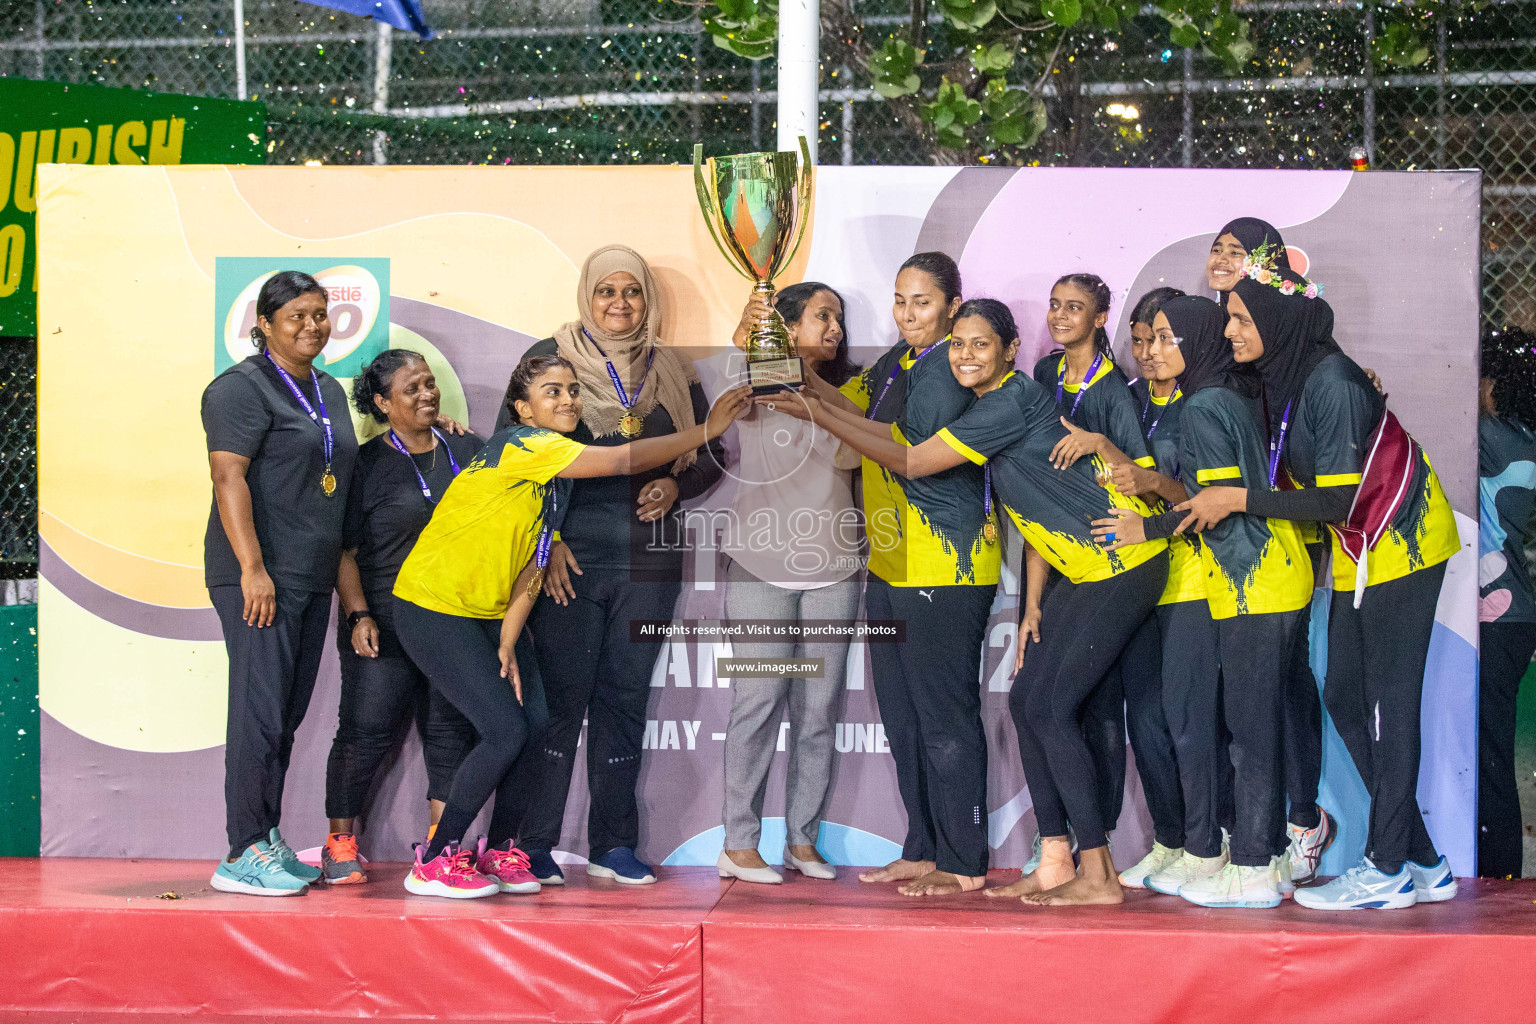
[694,138,815,395]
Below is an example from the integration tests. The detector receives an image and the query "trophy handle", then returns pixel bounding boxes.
[693,143,752,282]
[773,135,816,280]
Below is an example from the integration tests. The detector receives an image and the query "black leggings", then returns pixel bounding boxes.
[1478,620,1536,878]
[395,600,549,858]
[1119,614,1185,849]
[1325,561,1447,872]
[865,578,993,877]
[1158,599,1226,858]
[324,600,476,820]
[1011,554,1167,852]
[1281,542,1325,831]
[1218,610,1302,867]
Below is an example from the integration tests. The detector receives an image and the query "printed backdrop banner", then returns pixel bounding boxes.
[36,164,1480,874]
[0,79,264,336]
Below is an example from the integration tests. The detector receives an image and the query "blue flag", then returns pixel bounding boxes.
[298,0,433,39]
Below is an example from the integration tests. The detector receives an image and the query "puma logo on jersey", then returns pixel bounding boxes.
[918,590,935,602]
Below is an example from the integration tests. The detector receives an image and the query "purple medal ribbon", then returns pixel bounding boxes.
[1268,400,1293,487]
[535,487,559,570]
[582,327,656,419]
[869,340,940,419]
[387,428,461,504]
[265,351,334,475]
[1056,350,1105,418]
[1141,385,1181,441]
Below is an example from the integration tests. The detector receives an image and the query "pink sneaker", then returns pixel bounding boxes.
[403,842,499,899]
[475,837,543,894]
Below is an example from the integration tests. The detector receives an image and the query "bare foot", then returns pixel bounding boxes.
[984,837,1075,898]
[726,848,770,870]
[898,869,986,896]
[1020,846,1124,907]
[859,858,935,883]
[787,844,825,864]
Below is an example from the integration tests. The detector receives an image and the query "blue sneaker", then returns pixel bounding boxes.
[587,847,657,885]
[267,827,323,883]
[210,841,310,897]
[1406,856,1458,903]
[525,848,565,886]
[1293,860,1417,911]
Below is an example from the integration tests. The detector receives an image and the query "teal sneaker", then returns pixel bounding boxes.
[1406,856,1458,903]
[268,827,323,883]
[210,841,310,897]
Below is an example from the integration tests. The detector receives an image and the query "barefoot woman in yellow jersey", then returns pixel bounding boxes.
[391,357,748,898]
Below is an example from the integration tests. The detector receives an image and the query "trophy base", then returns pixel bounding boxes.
[747,356,804,395]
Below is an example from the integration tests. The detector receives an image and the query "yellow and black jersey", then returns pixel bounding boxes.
[394,425,583,619]
[1034,353,1157,472]
[1178,388,1313,619]
[937,372,1164,585]
[841,341,1000,587]
[1130,379,1205,606]
[1284,353,1459,588]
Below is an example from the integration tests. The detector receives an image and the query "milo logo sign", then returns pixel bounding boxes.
[214,257,391,376]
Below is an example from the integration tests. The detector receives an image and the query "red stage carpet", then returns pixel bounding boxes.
[7,858,1536,1023]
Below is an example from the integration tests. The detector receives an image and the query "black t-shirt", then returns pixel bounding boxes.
[495,337,725,577]
[343,430,485,598]
[201,355,359,594]
[1033,352,1153,467]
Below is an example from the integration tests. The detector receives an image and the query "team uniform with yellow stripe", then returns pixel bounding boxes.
[1034,352,1158,478]
[394,425,583,619]
[1131,379,1205,606]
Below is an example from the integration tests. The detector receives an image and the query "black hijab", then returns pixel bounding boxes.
[1163,295,1257,399]
[1216,217,1292,273]
[1232,272,1342,436]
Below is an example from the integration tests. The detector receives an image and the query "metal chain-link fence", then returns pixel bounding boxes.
[0,0,1532,576]
[0,340,35,577]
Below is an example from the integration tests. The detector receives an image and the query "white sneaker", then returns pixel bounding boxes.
[1406,856,1457,903]
[1287,809,1334,884]
[1118,841,1184,889]
[1293,859,1416,911]
[1147,849,1229,895]
[1179,861,1282,909]
[716,850,782,885]
[1273,851,1294,896]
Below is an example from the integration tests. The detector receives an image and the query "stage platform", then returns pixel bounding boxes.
[7,858,1536,1024]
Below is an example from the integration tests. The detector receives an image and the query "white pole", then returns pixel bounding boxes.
[776,0,819,161]
[233,0,247,100]
[372,21,392,165]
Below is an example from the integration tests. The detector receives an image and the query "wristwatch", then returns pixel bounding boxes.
[346,610,373,630]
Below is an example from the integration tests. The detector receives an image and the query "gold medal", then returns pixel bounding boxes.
[984,520,998,544]
[322,471,337,497]
[619,412,644,438]
[527,568,545,602]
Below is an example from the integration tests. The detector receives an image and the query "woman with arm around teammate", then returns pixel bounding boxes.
[392,357,748,898]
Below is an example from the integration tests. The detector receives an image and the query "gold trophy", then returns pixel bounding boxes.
[694,137,815,394]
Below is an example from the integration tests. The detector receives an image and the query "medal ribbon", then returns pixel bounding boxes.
[869,340,941,419]
[265,352,334,476]
[1142,385,1181,440]
[1055,350,1105,418]
[582,327,656,421]
[387,428,461,504]
[1268,400,1293,488]
[984,462,994,533]
[535,487,559,570]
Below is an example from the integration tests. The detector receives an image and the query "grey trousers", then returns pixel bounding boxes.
[722,558,862,849]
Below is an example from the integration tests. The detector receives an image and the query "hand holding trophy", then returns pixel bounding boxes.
[694,137,815,395]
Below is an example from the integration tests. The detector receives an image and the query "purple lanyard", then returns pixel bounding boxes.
[984,463,993,520]
[1268,400,1293,487]
[535,487,559,570]
[1141,386,1181,440]
[583,327,656,414]
[1056,351,1105,418]
[387,428,461,504]
[869,341,940,419]
[265,352,333,472]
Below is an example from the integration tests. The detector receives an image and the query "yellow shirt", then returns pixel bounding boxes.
[394,425,585,619]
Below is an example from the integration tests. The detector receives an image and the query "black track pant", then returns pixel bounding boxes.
[514,568,680,861]
[1478,620,1536,878]
[1158,599,1225,858]
[211,585,330,858]
[395,600,548,856]
[1012,554,1167,852]
[324,599,475,820]
[865,578,993,877]
[1325,561,1447,872]
[1217,610,1302,867]
[1119,613,1185,848]
[1084,660,1128,832]
[1282,542,1325,831]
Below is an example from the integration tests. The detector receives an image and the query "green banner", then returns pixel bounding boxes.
[0,78,265,336]
[0,604,38,857]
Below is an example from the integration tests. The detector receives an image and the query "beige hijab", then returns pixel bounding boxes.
[553,244,700,473]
